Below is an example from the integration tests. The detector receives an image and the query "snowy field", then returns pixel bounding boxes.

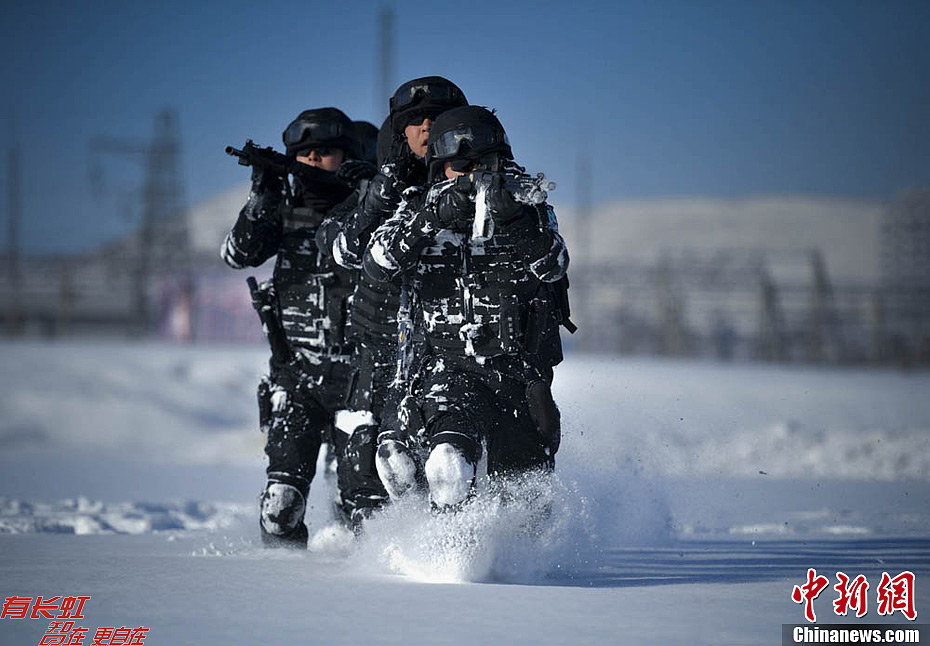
[1,341,928,645]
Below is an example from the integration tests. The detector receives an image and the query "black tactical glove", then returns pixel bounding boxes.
[250,166,284,195]
[361,171,400,219]
[244,167,284,222]
[526,379,561,457]
[485,174,523,225]
[336,159,378,185]
[430,179,474,231]
[314,218,340,259]
[388,134,418,182]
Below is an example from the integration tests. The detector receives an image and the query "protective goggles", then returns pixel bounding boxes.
[292,146,339,158]
[283,118,344,148]
[390,80,466,112]
[429,125,510,160]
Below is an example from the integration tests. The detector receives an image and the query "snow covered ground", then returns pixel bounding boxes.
[1,341,928,645]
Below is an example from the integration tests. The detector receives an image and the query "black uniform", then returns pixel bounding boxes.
[363,106,569,508]
[331,149,424,427]
[221,107,377,545]
[322,78,468,505]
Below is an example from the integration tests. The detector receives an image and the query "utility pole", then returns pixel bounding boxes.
[655,255,688,356]
[376,5,395,118]
[758,265,787,362]
[808,249,842,363]
[6,112,23,336]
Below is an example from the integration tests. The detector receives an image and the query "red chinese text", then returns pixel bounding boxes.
[39,621,88,646]
[877,570,917,621]
[833,571,869,618]
[792,568,830,623]
[91,626,148,646]
[1,596,91,620]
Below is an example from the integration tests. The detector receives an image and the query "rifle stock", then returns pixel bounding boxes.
[247,276,292,363]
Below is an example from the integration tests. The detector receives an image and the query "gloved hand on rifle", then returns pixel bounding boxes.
[484,174,524,226]
[360,172,401,222]
[336,159,378,185]
[250,165,285,198]
[314,218,340,259]
[387,133,419,184]
[244,166,285,222]
[428,178,474,232]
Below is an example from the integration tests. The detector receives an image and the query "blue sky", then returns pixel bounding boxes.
[2,0,928,253]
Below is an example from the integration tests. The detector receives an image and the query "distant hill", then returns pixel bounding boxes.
[552,194,883,283]
[188,183,251,262]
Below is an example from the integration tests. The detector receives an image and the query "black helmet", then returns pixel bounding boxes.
[351,120,379,165]
[425,106,513,181]
[375,115,394,167]
[389,76,468,134]
[283,107,358,158]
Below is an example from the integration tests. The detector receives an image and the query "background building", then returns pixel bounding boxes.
[5,180,928,366]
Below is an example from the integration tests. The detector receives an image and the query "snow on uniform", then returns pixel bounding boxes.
[364,162,569,506]
[319,78,469,518]
[325,158,417,519]
[333,157,423,405]
[220,107,374,545]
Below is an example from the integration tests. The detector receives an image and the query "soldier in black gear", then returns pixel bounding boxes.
[363,105,570,510]
[319,77,468,504]
[220,107,379,547]
[352,120,380,165]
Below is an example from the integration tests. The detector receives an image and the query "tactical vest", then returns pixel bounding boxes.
[274,204,356,352]
[343,159,424,346]
[413,227,563,367]
[348,270,401,343]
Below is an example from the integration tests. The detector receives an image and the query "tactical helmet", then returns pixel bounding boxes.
[389,76,468,134]
[352,120,379,165]
[283,107,358,158]
[425,106,513,181]
[375,115,393,167]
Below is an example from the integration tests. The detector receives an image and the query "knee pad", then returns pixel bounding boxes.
[425,442,477,509]
[260,482,306,536]
[376,439,422,500]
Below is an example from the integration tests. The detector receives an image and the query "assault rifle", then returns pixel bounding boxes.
[468,171,556,206]
[425,171,556,241]
[469,171,555,241]
[247,277,292,364]
[225,140,291,178]
[393,275,417,384]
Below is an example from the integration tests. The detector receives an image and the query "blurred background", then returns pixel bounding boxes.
[1,0,928,366]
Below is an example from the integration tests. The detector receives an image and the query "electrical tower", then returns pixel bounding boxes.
[90,108,189,337]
